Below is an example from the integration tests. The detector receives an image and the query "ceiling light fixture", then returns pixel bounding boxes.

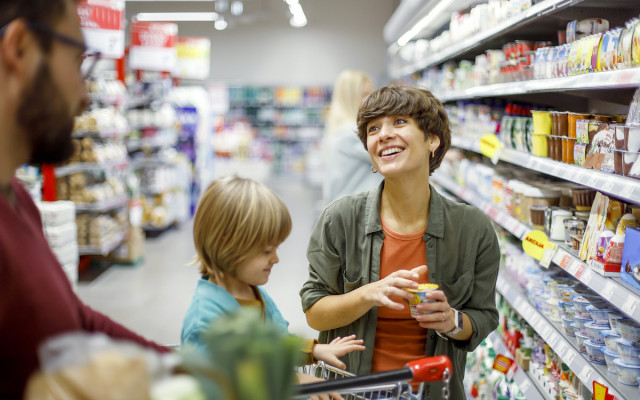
[134,12,219,22]
[214,18,228,30]
[231,1,243,16]
[396,0,456,47]
[283,0,306,28]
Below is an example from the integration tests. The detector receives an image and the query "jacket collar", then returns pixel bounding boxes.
[364,180,445,239]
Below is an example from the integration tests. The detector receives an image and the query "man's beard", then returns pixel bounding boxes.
[17,61,76,165]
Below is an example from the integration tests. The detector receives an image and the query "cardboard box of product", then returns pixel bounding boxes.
[110,227,144,264]
[620,228,640,293]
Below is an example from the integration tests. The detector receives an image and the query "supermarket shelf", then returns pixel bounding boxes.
[434,169,640,324]
[431,173,532,240]
[75,195,129,213]
[550,244,640,324]
[389,0,576,78]
[486,331,550,400]
[436,68,640,102]
[451,135,640,205]
[54,159,129,177]
[78,231,127,256]
[127,134,178,151]
[496,274,637,399]
[72,128,129,138]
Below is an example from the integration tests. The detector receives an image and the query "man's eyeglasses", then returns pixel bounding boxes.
[0,21,101,80]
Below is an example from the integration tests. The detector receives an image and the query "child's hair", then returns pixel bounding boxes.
[192,176,292,277]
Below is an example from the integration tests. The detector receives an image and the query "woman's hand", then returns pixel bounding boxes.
[413,290,455,333]
[368,265,427,310]
[312,335,365,370]
[296,373,343,400]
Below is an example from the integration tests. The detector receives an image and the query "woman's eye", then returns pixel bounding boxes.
[395,118,406,124]
[368,126,378,134]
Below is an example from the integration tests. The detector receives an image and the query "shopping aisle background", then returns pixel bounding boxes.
[76,174,319,346]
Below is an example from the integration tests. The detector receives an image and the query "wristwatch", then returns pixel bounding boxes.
[445,308,463,337]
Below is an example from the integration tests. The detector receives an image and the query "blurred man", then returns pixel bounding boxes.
[0,1,168,398]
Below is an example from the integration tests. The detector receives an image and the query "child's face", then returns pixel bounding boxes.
[235,244,280,286]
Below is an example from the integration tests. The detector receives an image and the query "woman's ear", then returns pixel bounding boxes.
[429,135,441,153]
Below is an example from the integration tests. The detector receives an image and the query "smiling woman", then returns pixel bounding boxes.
[300,84,501,399]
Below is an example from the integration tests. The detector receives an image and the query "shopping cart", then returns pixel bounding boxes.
[293,355,452,400]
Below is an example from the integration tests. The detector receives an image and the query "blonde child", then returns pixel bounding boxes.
[181,176,364,394]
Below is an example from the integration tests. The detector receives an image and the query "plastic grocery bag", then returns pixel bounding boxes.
[24,332,180,400]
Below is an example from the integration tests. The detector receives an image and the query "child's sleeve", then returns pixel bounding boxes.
[300,338,319,365]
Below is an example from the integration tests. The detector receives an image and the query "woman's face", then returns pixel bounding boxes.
[366,115,438,178]
[234,245,280,287]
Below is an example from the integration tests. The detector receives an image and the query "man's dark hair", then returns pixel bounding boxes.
[0,0,71,51]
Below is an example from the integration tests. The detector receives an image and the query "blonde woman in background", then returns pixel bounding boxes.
[322,70,382,205]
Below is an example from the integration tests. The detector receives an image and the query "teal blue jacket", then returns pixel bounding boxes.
[181,277,289,352]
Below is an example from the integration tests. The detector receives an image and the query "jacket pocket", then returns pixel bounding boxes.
[438,269,473,309]
[343,270,363,293]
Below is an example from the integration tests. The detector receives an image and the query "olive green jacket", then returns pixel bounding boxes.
[300,181,500,399]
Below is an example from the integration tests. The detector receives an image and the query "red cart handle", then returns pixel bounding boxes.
[406,355,452,382]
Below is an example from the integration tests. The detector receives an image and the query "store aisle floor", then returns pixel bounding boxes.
[76,174,320,346]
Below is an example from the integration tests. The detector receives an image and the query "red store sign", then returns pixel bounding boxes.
[129,21,178,72]
[77,0,125,58]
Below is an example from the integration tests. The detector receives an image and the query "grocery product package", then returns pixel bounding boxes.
[24,332,180,400]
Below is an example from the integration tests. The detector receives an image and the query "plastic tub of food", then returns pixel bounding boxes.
[585,321,610,345]
[405,283,439,317]
[562,316,576,337]
[567,112,590,138]
[619,319,640,347]
[572,295,602,318]
[575,331,589,353]
[603,347,619,374]
[586,304,615,327]
[570,188,596,212]
[604,330,622,352]
[574,315,593,336]
[613,149,640,176]
[562,136,576,163]
[529,205,547,230]
[531,110,552,134]
[558,299,576,318]
[613,358,640,386]
[584,339,606,364]
[615,338,640,366]
[609,313,627,334]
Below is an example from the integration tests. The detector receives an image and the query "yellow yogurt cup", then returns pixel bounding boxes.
[405,283,439,318]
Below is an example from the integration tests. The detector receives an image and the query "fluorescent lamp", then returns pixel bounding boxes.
[396,0,455,47]
[214,19,228,30]
[134,12,219,22]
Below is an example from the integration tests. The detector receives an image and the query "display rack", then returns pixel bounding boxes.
[390,0,578,79]
[54,159,129,178]
[437,67,640,102]
[78,230,128,256]
[485,331,550,400]
[451,135,640,205]
[496,273,637,399]
[75,195,129,213]
[432,172,640,325]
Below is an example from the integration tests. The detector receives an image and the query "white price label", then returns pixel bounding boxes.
[526,157,535,169]
[540,324,551,338]
[579,365,593,383]
[548,332,560,348]
[622,296,639,317]
[602,282,616,301]
[601,180,615,193]
[519,379,531,394]
[564,349,577,365]
[565,170,577,182]
[621,185,635,200]
[555,341,567,357]
[578,173,590,185]
[539,242,558,269]
[581,269,593,285]
[587,175,598,187]
[568,260,580,275]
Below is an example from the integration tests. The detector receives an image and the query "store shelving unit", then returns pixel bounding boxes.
[485,331,551,400]
[437,67,640,102]
[54,159,129,178]
[78,230,128,256]
[450,135,640,204]
[74,195,129,213]
[432,172,640,325]
[496,273,638,399]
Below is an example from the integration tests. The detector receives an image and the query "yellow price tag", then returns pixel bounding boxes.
[479,134,503,164]
[522,230,549,260]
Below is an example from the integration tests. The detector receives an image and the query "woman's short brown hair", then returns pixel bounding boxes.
[192,176,292,277]
[356,84,451,175]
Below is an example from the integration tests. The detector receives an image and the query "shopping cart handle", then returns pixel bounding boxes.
[406,355,452,383]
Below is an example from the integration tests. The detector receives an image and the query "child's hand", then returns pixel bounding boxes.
[296,373,343,400]
[312,335,365,370]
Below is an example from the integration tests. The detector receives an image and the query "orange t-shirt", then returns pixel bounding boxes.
[371,217,429,376]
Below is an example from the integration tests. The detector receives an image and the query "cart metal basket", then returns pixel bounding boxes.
[294,355,452,400]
